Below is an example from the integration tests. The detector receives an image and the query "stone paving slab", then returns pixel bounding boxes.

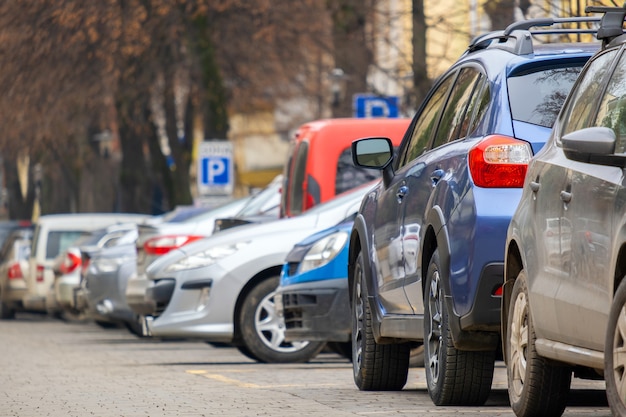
[0,314,610,417]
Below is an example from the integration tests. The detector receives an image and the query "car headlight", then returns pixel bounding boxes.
[164,241,250,272]
[298,231,349,274]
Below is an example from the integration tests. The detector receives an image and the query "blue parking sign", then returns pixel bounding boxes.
[201,157,230,185]
[354,94,399,118]
[197,141,234,196]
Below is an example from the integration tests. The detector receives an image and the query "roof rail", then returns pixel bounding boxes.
[585,4,626,46]
[467,16,601,56]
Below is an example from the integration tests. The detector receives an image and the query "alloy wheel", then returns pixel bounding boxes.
[254,290,309,353]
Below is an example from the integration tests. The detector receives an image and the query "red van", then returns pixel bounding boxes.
[280,118,410,218]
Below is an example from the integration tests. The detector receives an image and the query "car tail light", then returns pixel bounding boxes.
[36,264,45,282]
[144,235,204,256]
[493,285,503,297]
[60,252,82,274]
[468,135,532,188]
[7,262,23,280]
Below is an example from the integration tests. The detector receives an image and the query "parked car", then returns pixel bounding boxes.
[50,222,143,319]
[276,219,425,365]
[213,174,282,232]
[348,17,599,406]
[275,220,354,358]
[280,118,409,218]
[502,6,626,417]
[127,197,251,308]
[76,223,145,334]
[22,213,148,314]
[0,226,34,319]
[0,220,32,249]
[129,182,375,363]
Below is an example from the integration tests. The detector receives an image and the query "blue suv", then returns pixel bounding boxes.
[348,17,599,406]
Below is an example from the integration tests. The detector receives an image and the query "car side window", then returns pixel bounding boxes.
[561,49,619,136]
[432,68,482,148]
[399,73,455,167]
[593,50,626,153]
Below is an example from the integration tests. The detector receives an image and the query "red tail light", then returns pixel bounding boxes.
[7,262,23,280]
[60,252,81,274]
[144,235,204,256]
[468,135,532,188]
[36,264,45,282]
[493,285,503,297]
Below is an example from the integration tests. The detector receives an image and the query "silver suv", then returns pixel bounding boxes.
[503,5,626,417]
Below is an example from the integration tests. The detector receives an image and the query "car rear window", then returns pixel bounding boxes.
[507,65,584,128]
[45,231,89,259]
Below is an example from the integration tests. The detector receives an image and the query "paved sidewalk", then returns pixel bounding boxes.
[0,314,610,417]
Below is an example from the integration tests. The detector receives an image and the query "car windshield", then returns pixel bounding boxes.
[508,65,585,128]
[236,176,281,217]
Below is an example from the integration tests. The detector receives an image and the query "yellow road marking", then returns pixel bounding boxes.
[186,370,341,388]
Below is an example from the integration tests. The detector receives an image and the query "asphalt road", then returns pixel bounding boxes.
[0,313,610,417]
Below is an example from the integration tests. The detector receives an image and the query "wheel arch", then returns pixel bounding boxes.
[613,243,626,297]
[232,265,283,345]
[348,214,369,306]
[422,207,451,305]
[502,239,523,364]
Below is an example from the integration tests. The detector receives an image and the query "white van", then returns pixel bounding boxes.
[22,213,148,313]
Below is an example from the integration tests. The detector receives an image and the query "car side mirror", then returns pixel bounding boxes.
[562,126,626,168]
[352,137,394,169]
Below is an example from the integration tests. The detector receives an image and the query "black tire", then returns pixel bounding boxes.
[124,315,146,337]
[605,278,626,415]
[424,249,495,406]
[239,276,326,363]
[95,320,120,329]
[351,251,410,390]
[0,299,15,320]
[235,343,261,362]
[506,269,571,417]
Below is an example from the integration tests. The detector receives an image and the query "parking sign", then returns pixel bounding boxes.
[197,141,234,196]
[353,94,399,118]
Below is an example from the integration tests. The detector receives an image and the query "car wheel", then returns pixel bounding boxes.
[95,320,119,329]
[0,299,15,320]
[605,278,626,415]
[352,251,410,390]
[424,249,495,406]
[239,276,326,363]
[124,315,146,337]
[235,343,261,361]
[507,269,571,416]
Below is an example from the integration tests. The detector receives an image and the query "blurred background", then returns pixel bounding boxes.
[0,0,600,220]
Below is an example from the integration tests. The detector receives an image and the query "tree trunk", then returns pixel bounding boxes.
[412,0,430,109]
[329,0,373,118]
[484,0,517,30]
[116,88,154,214]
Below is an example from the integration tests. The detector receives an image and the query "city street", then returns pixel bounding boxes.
[0,313,610,417]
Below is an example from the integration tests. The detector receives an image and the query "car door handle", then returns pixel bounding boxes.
[396,185,408,202]
[560,190,572,203]
[529,181,540,192]
[430,169,444,183]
